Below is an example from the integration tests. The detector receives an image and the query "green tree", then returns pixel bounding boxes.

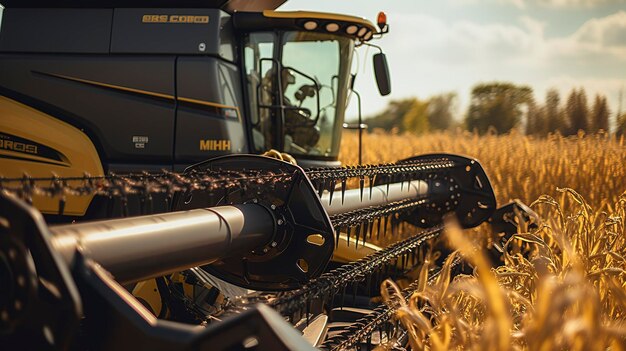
[565,88,589,135]
[617,112,626,137]
[365,98,416,131]
[465,82,533,134]
[427,92,456,131]
[402,99,430,134]
[544,89,564,134]
[525,100,547,136]
[590,94,610,133]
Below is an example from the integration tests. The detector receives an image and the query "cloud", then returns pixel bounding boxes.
[451,0,526,8]
[536,0,626,7]
[371,10,626,120]
[389,10,626,68]
[572,11,626,48]
[451,0,626,8]
[547,10,626,65]
[387,13,545,66]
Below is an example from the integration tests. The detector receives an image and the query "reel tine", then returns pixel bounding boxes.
[359,175,364,202]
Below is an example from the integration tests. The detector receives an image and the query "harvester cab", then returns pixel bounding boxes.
[236,11,388,165]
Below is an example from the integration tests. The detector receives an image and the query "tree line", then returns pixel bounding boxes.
[365,82,626,136]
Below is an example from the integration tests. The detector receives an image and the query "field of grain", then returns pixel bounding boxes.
[339,130,626,350]
[340,129,626,210]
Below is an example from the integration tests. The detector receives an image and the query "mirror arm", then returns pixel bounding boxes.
[361,42,384,54]
[343,88,366,165]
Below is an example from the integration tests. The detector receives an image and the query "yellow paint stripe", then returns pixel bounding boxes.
[263,10,377,32]
[45,73,175,101]
[177,97,241,121]
[42,72,241,120]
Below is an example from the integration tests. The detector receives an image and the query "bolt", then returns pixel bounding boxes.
[277,219,284,225]
[271,241,278,247]
[253,199,258,203]
[270,204,276,210]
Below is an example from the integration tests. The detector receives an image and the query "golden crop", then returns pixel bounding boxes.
[340,129,625,210]
[339,130,626,350]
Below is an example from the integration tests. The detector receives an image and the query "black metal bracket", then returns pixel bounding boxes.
[0,190,82,351]
[0,190,320,351]
[176,155,335,291]
[397,154,497,229]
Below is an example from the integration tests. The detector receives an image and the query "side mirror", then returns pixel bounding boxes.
[373,53,391,96]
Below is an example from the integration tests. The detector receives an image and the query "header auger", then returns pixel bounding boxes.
[0,153,538,350]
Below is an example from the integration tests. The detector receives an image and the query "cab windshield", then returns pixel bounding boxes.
[244,31,354,158]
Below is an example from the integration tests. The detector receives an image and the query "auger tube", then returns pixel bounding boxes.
[49,204,274,284]
[46,180,426,284]
[320,180,428,216]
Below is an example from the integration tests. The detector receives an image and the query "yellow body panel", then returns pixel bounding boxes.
[332,234,409,272]
[0,96,104,215]
[132,279,165,317]
[332,233,382,263]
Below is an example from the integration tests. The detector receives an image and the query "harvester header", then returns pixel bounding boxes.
[0,153,534,350]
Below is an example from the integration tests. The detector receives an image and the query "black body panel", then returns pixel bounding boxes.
[111,8,230,57]
[0,8,113,53]
[0,0,230,7]
[0,0,286,12]
[175,57,247,163]
[0,55,177,165]
[0,8,234,59]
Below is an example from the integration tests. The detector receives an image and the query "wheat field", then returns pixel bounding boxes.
[340,129,626,210]
[339,130,626,350]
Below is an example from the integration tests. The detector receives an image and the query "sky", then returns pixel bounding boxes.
[1,1,625,123]
[280,0,626,124]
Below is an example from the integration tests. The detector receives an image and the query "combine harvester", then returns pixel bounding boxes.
[0,1,537,350]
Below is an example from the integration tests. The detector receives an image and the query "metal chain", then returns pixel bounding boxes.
[0,158,458,216]
[267,225,443,318]
[322,257,462,351]
[329,197,430,249]
[305,158,455,181]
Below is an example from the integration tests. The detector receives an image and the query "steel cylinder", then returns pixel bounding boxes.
[320,180,428,216]
[50,204,274,284]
